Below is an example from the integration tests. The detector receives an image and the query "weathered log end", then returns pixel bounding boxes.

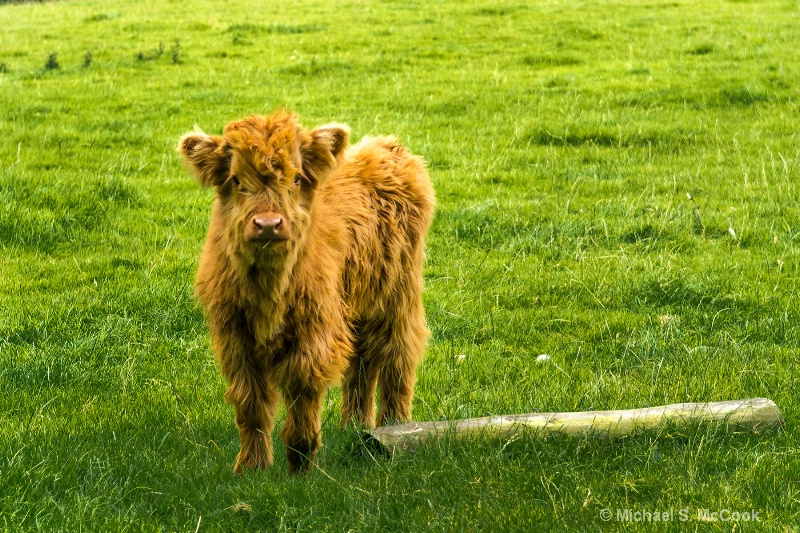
[365,398,784,456]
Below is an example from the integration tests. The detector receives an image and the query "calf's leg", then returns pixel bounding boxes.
[341,344,380,428]
[225,374,279,473]
[377,357,418,425]
[281,386,325,474]
[375,301,428,426]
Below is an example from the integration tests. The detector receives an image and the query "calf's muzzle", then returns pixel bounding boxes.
[246,212,291,241]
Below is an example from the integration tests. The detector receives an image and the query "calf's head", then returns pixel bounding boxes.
[178,112,349,268]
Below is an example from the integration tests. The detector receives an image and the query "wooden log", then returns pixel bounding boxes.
[365,398,784,456]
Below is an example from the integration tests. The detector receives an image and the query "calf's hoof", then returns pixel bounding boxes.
[233,447,271,474]
[286,442,315,475]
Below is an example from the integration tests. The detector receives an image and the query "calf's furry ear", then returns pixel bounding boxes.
[177,130,230,188]
[300,124,350,184]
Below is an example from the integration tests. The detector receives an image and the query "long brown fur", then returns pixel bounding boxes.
[177,111,435,473]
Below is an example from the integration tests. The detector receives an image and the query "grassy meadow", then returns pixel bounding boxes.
[1,0,799,530]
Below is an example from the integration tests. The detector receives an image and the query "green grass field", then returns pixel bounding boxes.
[2,0,799,530]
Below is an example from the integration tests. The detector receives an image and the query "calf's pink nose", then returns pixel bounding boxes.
[251,215,288,240]
[254,216,282,232]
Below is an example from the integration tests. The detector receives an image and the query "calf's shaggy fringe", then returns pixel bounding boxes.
[178,111,435,473]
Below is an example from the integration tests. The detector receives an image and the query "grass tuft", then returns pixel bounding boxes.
[44,52,59,70]
[226,22,326,34]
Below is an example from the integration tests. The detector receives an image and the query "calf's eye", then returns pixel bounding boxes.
[231,175,240,186]
[293,174,302,186]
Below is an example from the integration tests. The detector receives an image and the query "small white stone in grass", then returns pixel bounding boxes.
[455,354,467,363]
[536,354,550,363]
[728,226,737,240]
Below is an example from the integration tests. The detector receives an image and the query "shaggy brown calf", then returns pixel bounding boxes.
[177,111,435,473]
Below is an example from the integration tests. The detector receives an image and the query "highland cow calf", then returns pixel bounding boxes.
[178,111,435,473]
